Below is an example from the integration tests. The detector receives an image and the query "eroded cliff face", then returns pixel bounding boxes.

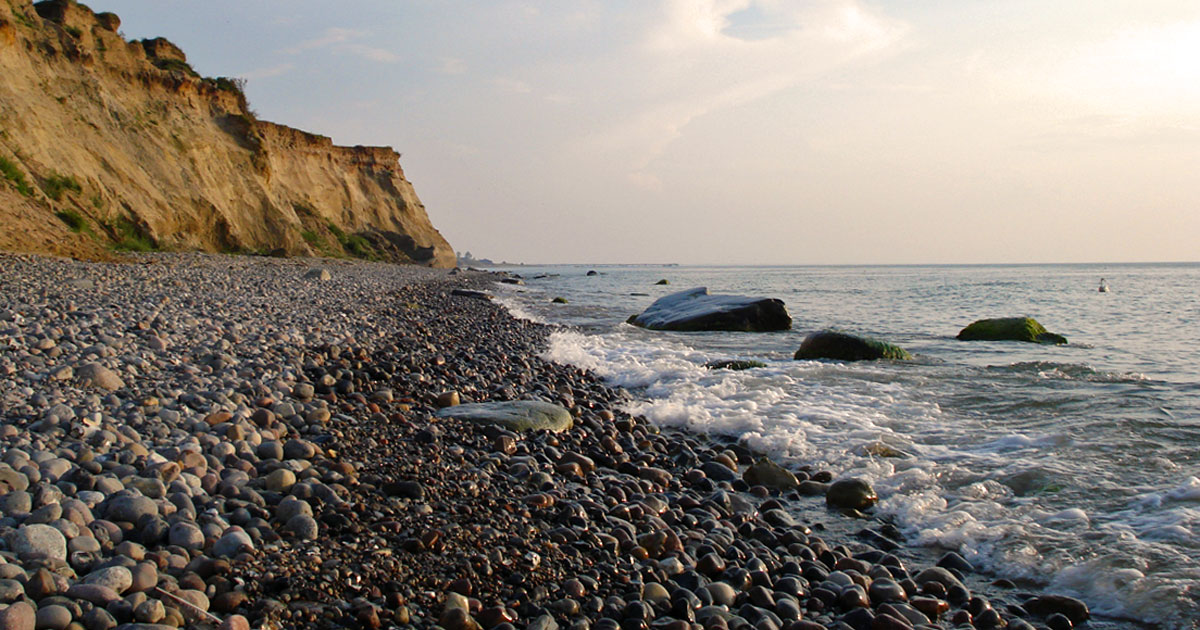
[0,0,455,267]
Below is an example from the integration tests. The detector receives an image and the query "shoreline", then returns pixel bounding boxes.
[0,252,1104,629]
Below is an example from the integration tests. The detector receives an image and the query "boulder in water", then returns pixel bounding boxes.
[826,478,878,510]
[627,287,791,332]
[435,400,573,433]
[957,317,1066,344]
[794,330,911,361]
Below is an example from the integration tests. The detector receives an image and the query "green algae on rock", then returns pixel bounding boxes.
[956,317,1067,344]
[794,330,912,361]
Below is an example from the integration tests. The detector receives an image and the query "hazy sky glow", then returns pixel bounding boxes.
[99,1,1200,264]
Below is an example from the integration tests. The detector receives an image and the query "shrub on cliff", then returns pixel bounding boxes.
[55,209,91,234]
[105,215,157,252]
[41,171,82,201]
[0,157,34,197]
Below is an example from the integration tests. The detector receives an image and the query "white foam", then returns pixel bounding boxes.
[1038,508,1090,525]
[493,290,547,324]
[536,322,1200,628]
[1165,476,1200,501]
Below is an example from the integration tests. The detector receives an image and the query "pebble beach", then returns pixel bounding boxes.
[0,253,1099,630]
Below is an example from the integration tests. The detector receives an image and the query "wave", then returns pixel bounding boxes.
[990,361,1148,383]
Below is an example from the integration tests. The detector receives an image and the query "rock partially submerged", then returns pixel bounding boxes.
[957,317,1067,344]
[827,477,878,510]
[742,457,799,491]
[704,359,767,370]
[794,330,912,361]
[434,400,573,432]
[627,287,791,332]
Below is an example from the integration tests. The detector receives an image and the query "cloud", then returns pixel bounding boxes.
[491,77,532,94]
[281,27,356,55]
[566,0,907,177]
[343,44,401,63]
[438,57,467,75]
[280,27,400,64]
[241,62,295,80]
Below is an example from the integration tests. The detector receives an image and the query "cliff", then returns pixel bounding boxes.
[0,0,455,267]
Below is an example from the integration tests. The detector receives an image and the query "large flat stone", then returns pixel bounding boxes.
[435,401,572,432]
[628,287,791,332]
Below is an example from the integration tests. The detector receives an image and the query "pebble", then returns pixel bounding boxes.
[0,601,35,630]
[0,252,1068,630]
[75,362,125,391]
[33,605,71,630]
[9,524,67,561]
[81,566,132,595]
[64,583,119,605]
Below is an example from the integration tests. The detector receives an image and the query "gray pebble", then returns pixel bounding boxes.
[8,524,66,560]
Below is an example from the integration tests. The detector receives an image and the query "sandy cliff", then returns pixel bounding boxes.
[0,0,455,267]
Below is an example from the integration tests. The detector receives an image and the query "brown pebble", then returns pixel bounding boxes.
[204,411,233,426]
[0,601,35,630]
[211,591,248,613]
[219,614,251,630]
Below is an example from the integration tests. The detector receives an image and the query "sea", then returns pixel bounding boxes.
[489,263,1200,629]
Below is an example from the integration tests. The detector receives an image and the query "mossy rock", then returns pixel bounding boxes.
[794,330,912,361]
[704,359,767,371]
[551,297,568,304]
[655,279,670,285]
[957,317,1067,344]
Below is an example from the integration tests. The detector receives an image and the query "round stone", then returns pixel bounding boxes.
[285,515,319,540]
[104,494,158,524]
[212,530,254,557]
[9,524,67,560]
[0,601,35,630]
[76,363,125,391]
[282,439,315,460]
[255,442,283,461]
[129,562,158,593]
[167,522,204,551]
[65,583,119,605]
[274,497,312,523]
[265,469,296,492]
[82,566,133,595]
[0,581,22,604]
[34,604,71,630]
[133,599,165,623]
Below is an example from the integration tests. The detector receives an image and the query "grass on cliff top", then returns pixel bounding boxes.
[153,58,199,78]
[42,172,82,201]
[0,157,35,197]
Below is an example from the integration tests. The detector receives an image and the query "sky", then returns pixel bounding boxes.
[97,1,1200,265]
